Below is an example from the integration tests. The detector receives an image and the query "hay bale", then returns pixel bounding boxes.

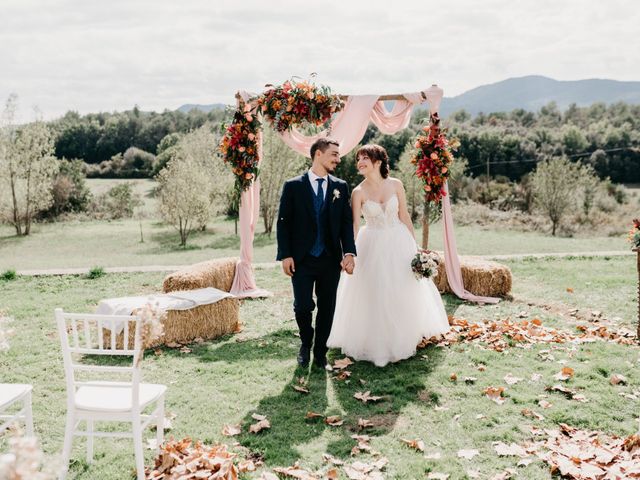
[104,258,241,349]
[162,258,237,294]
[433,254,512,298]
[103,297,240,350]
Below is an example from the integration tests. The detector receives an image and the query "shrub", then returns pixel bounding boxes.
[84,147,156,178]
[87,266,105,279]
[1,269,17,281]
[90,182,142,220]
[43,158,92,217]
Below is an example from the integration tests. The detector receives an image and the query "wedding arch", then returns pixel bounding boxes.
[220,81,499,304]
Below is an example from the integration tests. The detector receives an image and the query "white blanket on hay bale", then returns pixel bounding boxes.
[96,287,233,334]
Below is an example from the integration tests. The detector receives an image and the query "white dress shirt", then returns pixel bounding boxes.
[308,169,328,199]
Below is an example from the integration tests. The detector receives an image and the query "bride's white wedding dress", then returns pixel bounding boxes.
[327,194,450,367]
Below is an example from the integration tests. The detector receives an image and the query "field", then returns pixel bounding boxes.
[1,254,639,479]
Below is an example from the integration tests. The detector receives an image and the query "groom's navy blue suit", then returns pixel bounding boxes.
[276,172,356,362]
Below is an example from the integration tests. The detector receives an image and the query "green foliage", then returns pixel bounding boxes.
[1,269,17,281]
[84,147,156,178]
[44,158,93,217]
[0,104,60,235]
[259,126,307,235]
[152,132,183,175]
[531,157,584,235]
[90,182,142,220]
[156,125,233,246]
[52,108,229,165]
[87,266,105,279]
[443,101,640,183]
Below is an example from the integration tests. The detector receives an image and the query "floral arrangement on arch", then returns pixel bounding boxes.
[219,80,344,192]
[629,219,640,249]
[411,113,460,204]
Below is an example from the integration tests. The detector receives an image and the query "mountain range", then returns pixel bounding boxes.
[177,75,640,118]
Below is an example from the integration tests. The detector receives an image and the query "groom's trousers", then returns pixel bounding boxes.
[291,252,342,360]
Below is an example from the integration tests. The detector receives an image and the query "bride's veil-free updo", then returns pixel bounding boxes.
[356,144,389,179]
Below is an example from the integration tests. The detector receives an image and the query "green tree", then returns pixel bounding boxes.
[259,126,306,236]
[531,156,581,236]
[0,97,59,235]
[156,125,232,246]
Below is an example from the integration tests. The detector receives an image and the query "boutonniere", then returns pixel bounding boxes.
[332,188,340,202]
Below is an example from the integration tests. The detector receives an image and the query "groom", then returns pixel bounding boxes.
[276,138,356,369]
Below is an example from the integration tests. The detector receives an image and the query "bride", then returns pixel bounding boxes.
[327,144,450,367]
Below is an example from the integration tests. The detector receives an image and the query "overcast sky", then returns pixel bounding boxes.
[1,0,639,122]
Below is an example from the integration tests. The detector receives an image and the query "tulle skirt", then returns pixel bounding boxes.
[327,222,450,367]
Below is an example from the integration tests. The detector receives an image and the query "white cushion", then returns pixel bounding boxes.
[74,383,166,412]
[0,384,32,410]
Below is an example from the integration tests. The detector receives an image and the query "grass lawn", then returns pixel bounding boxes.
[1,256,638,478]
[0,217,630,271]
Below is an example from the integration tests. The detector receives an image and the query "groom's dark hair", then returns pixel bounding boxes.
[310,138,340,160]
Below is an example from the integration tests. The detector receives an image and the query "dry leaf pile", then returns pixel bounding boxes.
[536,424,640,479]
[146,438,256,480]
[419,317,636,352]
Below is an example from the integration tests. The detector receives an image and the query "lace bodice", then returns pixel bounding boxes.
[362,194,401,229]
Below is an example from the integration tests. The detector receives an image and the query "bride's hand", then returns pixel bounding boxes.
[341,255,355,275]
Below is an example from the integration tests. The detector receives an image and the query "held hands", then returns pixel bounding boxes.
[341,255,355,275]
[282,257,295,277]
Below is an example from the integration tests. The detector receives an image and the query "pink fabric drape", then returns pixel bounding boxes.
[441,183,499,304]
[230,85,500,304]
[229,129,272,298]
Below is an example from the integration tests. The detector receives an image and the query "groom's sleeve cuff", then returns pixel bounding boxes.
[344,253,356,257]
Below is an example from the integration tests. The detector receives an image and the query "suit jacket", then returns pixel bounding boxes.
[276,172,356,264]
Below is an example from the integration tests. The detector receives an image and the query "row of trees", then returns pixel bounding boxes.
[40,100,640,184]
[52,106,227,165]
[1,92,635,244]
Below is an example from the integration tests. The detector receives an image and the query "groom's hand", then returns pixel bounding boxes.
[282,257,295,277]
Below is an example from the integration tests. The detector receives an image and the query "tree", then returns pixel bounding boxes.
[394,142,423,223]
[156,125,233,246]
[259,126,306,236]
[531,156,581,236]
[577,164,600,219]
[0,97,59,235]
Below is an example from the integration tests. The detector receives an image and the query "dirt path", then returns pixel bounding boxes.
[14,250,633,277]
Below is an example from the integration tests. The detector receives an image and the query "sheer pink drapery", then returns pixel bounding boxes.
[230,86,499,304]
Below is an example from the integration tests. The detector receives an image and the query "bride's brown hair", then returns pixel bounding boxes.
[356,144,389,178]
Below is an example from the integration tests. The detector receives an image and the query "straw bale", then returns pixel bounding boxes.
[162,258,237,293]
[433,254,512,298]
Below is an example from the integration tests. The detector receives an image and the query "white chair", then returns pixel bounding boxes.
[0,383,34,436]
[55,308,166,480]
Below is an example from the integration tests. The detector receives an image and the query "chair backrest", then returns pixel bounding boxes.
[55,308,143,409]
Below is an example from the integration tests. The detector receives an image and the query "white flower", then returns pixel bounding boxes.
[332,188,340,202]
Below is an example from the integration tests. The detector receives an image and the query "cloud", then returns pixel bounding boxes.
[1,0,638,121]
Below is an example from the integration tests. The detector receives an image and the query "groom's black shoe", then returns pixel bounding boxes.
[297,346,311,367]
[313,355,333,371]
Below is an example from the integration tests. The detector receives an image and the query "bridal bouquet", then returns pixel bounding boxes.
[411,249,440,280]
[629,218,640,249]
